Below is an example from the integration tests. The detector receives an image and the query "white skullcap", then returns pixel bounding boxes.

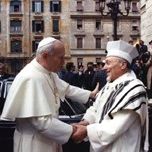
[37,37,56,49]
[106,40,139,64]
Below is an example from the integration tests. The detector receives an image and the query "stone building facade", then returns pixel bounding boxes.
[70,0,140,67]
[140,0,152,46]
[0,0,140,74]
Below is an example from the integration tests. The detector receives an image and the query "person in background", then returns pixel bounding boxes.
[62,62,76,86]
[133,40,150,87]
[139,40,148,55]
[83,62,95,91]
[148,40,152,54]
[0,61,14,113]
[0,62,10,80]
[0,37,98,152]
[128,40,134,45]
[74,65,85,88]
[132,59,142,80]
[71,40,149,152]
[92,61,107,90]
[147,40,152,90]
[57,66,66,80]
[145,40,152,98]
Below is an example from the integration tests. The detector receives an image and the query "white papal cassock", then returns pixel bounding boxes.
[1,59,91,152]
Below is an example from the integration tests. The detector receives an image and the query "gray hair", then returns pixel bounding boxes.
[117,57,131,69]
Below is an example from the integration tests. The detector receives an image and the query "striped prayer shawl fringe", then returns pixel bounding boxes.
[99,80,132,123]
[108,84,147,119]
[120,91,147,111]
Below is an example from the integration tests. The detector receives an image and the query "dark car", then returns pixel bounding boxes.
[1,77,152,152]
[0,120,15,152]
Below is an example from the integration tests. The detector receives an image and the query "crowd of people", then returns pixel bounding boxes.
[58,39,152,98]
[58,61,107,91]
[131,40,152,97]
[0,37,151,152]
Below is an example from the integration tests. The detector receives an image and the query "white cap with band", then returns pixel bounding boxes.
[106,40,139,64]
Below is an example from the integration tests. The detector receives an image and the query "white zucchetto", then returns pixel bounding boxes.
[37,37,56,49]
[106,40,139,64]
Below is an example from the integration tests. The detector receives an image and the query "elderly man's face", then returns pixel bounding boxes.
[103,56,127,82]
[46,41,65,72]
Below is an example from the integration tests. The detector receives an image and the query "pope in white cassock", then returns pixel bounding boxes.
[0,37,98,152]
[72,40,149,152]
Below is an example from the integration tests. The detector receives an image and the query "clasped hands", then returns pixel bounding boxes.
[69,83,99,143]
[70,120,89,143]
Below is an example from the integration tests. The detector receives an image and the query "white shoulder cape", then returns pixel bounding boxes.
[1,59,69,121]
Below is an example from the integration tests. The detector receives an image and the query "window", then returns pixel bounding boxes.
[77,58,83,67]
[132,20,139,31]
[132,2,138,13]
[77,37,83,49]
[96,38,101,49]
[32,39,41,52]
[10,20,22,33]
[95,0,100,12]
[96,20,101,30]
[77,19,82,30]
[132,26,138,31]
[32,20,44,33]
[11,40,22,53]
[50,0,61,12]
[52,18,59,32]
[77,1,83,11]
[32,1,44,13]
[10,0,21,12]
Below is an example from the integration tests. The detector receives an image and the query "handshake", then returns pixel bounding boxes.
[70,120,89,143]
[70,83,99,143]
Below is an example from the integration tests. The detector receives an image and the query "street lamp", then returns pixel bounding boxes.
[99,0,131,40]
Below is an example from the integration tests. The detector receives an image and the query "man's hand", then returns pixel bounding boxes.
[90,82,99,99]
[73,120,89,126]
[71,124,87,143]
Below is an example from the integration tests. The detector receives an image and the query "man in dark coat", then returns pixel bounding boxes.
[0,62,14,113]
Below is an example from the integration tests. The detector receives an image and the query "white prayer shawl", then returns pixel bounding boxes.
[0,59,91,152]
[83,72,149,152]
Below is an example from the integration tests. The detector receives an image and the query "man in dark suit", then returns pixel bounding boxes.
[0,61,14,113]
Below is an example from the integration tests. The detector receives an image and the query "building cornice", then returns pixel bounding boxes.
[70,14,140,20]
[70,50,106,56]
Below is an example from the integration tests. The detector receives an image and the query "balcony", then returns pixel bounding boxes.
[34,31,44,39]
[33,12,43,19]
[130,30,140,37]
[93,29,104,37]
[9,8,23,17]
[10,27,23,37]
[74,29,86,37]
